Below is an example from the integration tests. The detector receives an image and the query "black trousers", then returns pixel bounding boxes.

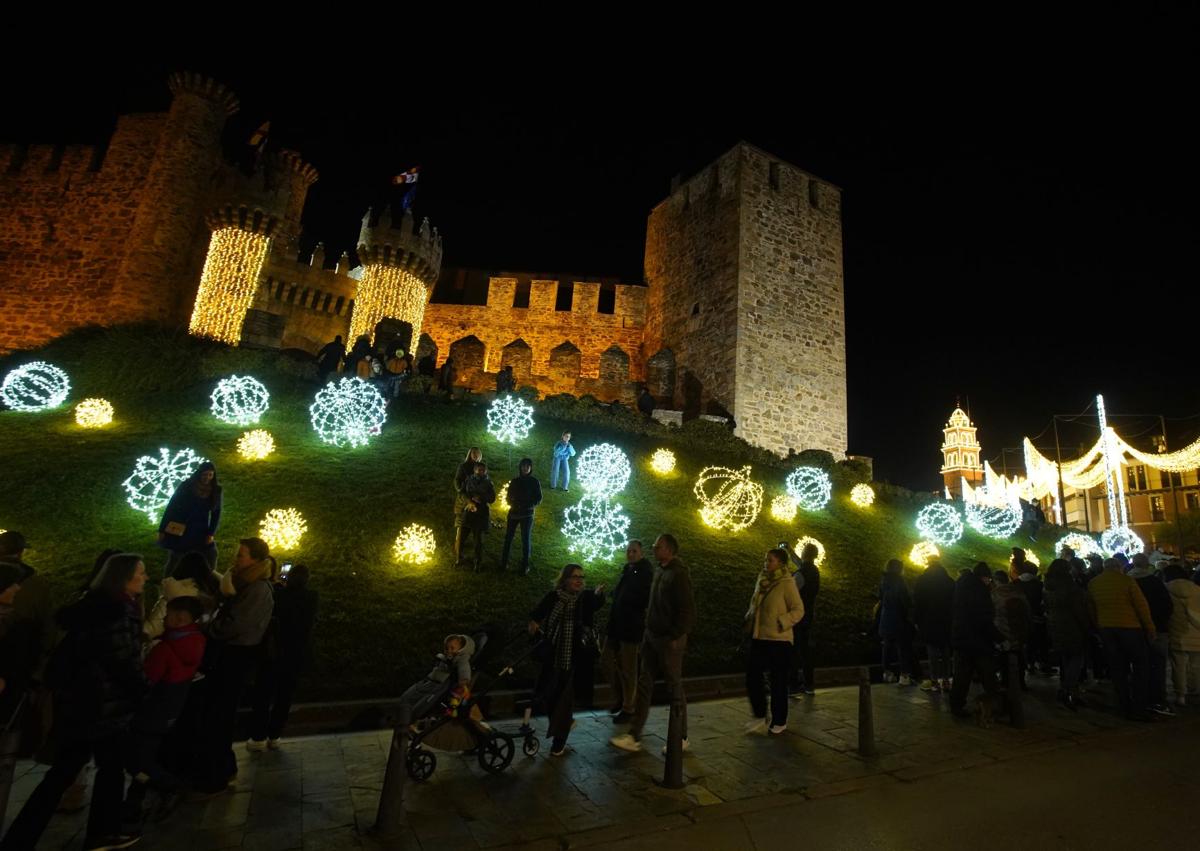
[192,645,258,792]
[454,527,484,565]
[746,639,792,726]
[250,664,301,742]
[791,620,813,688]
[948,650,1000,714]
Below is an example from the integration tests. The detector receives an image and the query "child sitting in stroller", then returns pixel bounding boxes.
[398,634,475,728]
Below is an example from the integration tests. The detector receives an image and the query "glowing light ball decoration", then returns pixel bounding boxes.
[237,430,275,460]
[310,378,388,448]
[188,227,270,344]
[393,524,437,565]
[1023,550,1041,568]
[485,394,535,445]
[785,467,833,512]
[259,508,307,551]
[1057,532,1102,561]
[74,398,114,428]
[650,449,676,474]
[1101,526,1145,557]
[915,502,964,547]
[850,483,875,508]
[965,502,1023,540]
[576,443,632,499]
[770,494,799,522]
[909,541,940,568]
[210,376,270,426]
[122,448,206,522]
[1,362,70,411]
[562,495,631,562]
[793,535,826,567]
[694,466,764,532]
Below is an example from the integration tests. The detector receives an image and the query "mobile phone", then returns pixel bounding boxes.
[778,542,788,550]
[280,562,293,578]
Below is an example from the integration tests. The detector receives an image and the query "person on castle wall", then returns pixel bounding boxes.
[346,335,372,379]
[158,461,222,575]
[637,387,656,418]
[550,432,576,491]
[496,365,515,394]
[454,461,496,571]
[317,335,344,383]
[418,353,436,379]
[499,458,542,575]
[440,355,457,393]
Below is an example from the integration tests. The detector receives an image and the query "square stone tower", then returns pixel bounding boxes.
[643,142,848,457]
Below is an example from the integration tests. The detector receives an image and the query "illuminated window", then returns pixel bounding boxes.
[1151,496,1165,522]
[1186,492,1199,511]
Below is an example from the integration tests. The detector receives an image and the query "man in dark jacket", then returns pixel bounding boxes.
[499,459,543,575]
[636,388,656,418]
[787,542,821,695]
[913,559,956,691]
[611,534,696,753]
[604,541,653,722]
[1128,553,1174,715]
[316,335,344,382]
[948,562,1003,719]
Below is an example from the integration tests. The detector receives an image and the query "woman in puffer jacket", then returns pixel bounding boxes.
[1165,562,1200,707]
[743,548,805,735]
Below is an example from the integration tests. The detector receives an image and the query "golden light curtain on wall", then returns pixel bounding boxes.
[188,228,270,345]
[347,265,428,349]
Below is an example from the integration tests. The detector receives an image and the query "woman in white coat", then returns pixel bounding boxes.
[1165,562,1200,706]
[744,547,805,734]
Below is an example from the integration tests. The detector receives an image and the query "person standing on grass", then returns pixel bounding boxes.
[550,432,576,491]
[743,548,804,735]
[157,461,222,574]
[499,459,543,575]
[454,461,496,571]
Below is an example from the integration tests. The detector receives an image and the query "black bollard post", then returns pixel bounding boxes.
[374,723,410,836]
[858,666,876,757]
[1006,652,1025,728]
[657,698,686,790]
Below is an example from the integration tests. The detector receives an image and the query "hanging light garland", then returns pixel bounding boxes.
[784,466,833,512]
[309,378,388,447]
[211,376,270,426]
[562,495,631,562]
[188,227,270,344]
[259,508,307,551]
[770,494,799,522]
[348,265,429,349]
[849,483,875,508]
[576,443,632,499]
[485,394,535,445]
[694,466,764,532]
[237,430,275,460]
[393,524,437,565]
[1,362,70,411]
[915,502,964,547]
[650,448,676,474]
[122,447,206,522]
[74,398,114,428]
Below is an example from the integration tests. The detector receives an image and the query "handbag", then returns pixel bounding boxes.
[579,625,603,658]
[164,521,187,537]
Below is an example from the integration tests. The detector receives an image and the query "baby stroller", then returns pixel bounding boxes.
[404,630,542,781]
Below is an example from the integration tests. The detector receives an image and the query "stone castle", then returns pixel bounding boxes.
[0,73,847,458]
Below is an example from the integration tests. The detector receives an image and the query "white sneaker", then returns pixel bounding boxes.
[610,733,642,752]
[769,724,787,734]
[267,738,282,750]
[245,739,267,752]
[898,675,913,686]
[883,671,897,683]
[660,738,689,755]
[744,718,769,735]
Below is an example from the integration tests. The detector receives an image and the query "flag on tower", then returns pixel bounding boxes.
[391,167,420,185]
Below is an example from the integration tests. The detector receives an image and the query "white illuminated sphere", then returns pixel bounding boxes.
[965,502,1023,539]
[259,508,307,551]
[1057,532,1102,561]
[1,362,70,411]
[485,394,535,445]
[75,398,114,428]
[562,495,631,562]
[694,466,764,532]
[909,540,940,568]
[850,483,875,508]
[576,443,632,498]
[310,378,387,448]
[794,535,826,567]
[785,466,833,512]
[915,502,964,547]
[211,375,270,425]
[770,494,799,522]
[650,449,676,474]
[393,524,437,565]
[122,447,207,522]
[1101,525,1145,557]
[237,430,275,460]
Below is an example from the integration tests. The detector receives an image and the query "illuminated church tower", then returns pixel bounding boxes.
[941,405,984,499]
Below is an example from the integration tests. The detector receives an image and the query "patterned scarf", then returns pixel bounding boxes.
[543,588,579,671]
[749,563,791,621]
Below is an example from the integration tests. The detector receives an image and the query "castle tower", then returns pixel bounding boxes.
[350,206,443,351]
[941,405,984,499]
[643,143,847,457]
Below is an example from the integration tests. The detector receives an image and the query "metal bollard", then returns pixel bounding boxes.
[374,722,410,836]
[1006,652,1025,728]
[858,666,876,757]
[658,698,686,790]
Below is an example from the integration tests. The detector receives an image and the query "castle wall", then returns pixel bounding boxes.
[241,246,358,352]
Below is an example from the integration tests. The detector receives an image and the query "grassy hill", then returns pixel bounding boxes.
[0,326,1059,700]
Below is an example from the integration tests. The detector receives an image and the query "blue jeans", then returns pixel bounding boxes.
[500,515,533,569]
[551,457,570,489]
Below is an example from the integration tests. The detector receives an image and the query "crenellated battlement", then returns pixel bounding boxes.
[356,206,443,286]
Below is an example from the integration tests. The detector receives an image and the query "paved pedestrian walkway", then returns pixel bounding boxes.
[5,674,1192,849]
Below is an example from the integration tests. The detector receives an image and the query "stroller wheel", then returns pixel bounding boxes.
[522,735,540,757]
[405,748,436,782]
[478,732,516,774]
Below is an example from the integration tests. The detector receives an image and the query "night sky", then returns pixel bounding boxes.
[5,51,1197,491]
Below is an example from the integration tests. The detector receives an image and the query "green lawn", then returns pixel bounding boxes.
[0,327,1059,700]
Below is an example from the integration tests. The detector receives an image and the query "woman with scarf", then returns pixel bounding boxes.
[527,565,606,756]
[158,460,223,574]
[743,548,805,734]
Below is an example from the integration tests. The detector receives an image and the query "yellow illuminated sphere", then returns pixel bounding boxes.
[237,430,276,460]
[496,481,511,513]
[393,524,437,565]
[259,508,307,551]
[909,540,940,568]
[770,494,798,522]
[650,449,676,474]
[850,483,875,508]
[694,466,763,532]
[74,398,114,428]
[1023,550,1041,568]
[794,535,826,567]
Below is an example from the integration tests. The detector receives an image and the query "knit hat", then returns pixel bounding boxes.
[0,562,24,594]
[0,530,27,557]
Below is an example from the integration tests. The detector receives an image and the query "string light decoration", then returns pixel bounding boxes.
[576,443,632,499]
[348,265,429,350]
[562,495,631,562]
[650,448,676,474]
[74,398,114,428]
[393,523,437,565]
[1022,550,1041,568]
[1101,526,1145,557]
[784,467,833,512]
[915,502,964,547]
[122,448,206,522]
[309,378,388,448]
[237,429,275,460]
[1056,532,1102,561]
[210,376,270,425]
[770,494,799,522]
[1,362,70,411]
[188,227,270,344]
[496,481,511,513]
[964,501,1023,540]
[794,535,826,567]
[909,541,940,568]
[849,483,875,508]
[694,466,764,532]
[485,394,535,445]
[259,508,307,551]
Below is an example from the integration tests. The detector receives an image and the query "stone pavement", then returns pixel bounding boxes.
[5,674,1193,850]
